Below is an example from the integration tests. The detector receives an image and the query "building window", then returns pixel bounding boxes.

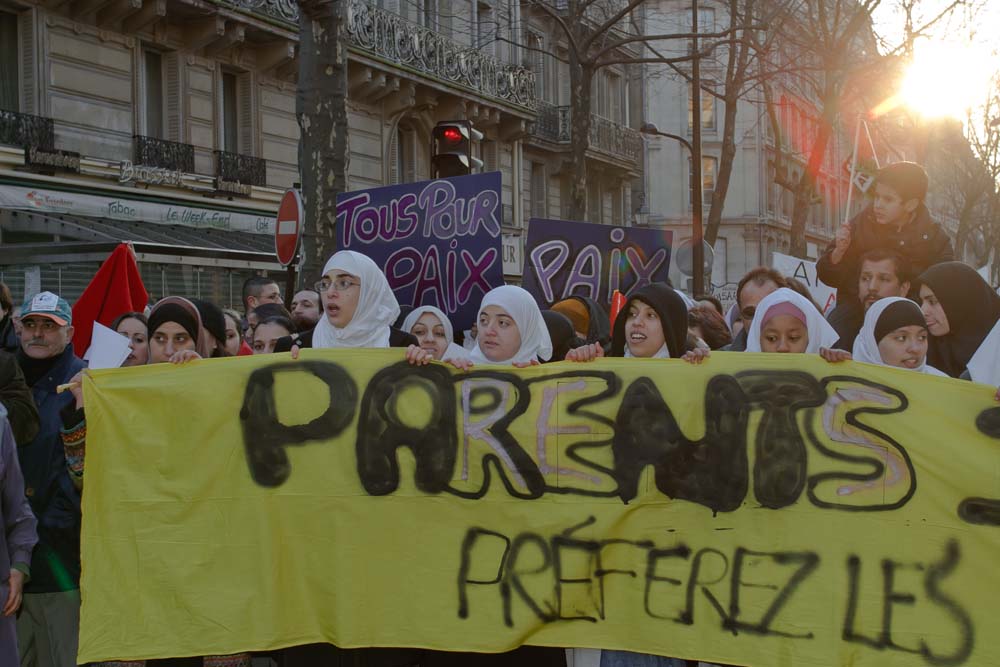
[221,71,238,153]
[688,81,715,131]
[689,156,717,207]
[143,49,165,139]
[608,72,623,123]
[0,12,17,111]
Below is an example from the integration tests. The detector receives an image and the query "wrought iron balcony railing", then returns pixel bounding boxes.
[345,0,537,111]
[215,150,267,187]
[0,109,55,150]
[225,0,298,25]
[133,135,195,173]
[530,104,641,165]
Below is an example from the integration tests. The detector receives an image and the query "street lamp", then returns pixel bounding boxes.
[639,122,705,295]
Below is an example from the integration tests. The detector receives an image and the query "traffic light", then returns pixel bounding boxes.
[432,120,484,178]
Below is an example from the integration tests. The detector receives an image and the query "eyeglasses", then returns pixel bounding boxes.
[740,306,756,321]
[315,277,360,293]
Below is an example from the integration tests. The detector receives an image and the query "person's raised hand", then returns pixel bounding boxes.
[169,350,202,365]
[446,357,473,371]
[681,348,711,364]
[405,344,433,366]
[290,344,301,360]
[819,347,852,363]
[566,343,605,363]
[67,371,85,409]
[831,224,852,263]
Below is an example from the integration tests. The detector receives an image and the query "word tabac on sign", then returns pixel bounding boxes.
[79,351,1000,666]
[522,218,672,307]
[336,172,504,329]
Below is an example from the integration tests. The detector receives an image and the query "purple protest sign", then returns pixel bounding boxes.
[521,218,672,307]
[336,172,503,329]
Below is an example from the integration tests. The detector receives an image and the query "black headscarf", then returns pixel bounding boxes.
[541,310,583,362]
[192,299,228,358]
[147,303,198,342]
[610,283,688,358]
[918,261,1000,377]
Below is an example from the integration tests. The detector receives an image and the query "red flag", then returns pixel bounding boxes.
[71,243,148,356]
[609,290,627,329]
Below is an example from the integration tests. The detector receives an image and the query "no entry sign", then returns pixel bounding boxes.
[275,189,303,267]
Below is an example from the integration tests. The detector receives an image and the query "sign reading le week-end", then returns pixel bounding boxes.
[336,172,504,329]
[522,218,672,306]
[275,189,303,267]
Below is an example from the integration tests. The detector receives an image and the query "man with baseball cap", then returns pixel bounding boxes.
[14,292,85,667]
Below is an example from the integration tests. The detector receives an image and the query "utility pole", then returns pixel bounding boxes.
[691,0,705,295]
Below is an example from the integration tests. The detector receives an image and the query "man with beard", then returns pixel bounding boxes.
[834,249,912,350]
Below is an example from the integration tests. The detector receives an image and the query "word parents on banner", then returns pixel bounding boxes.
[79,351,1000,666]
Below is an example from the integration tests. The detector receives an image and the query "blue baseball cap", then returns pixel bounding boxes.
[20,291,72,326]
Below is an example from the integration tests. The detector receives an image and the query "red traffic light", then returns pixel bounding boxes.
[441,127,463,144]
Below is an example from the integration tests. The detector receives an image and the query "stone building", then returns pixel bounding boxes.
[0,0,643,305]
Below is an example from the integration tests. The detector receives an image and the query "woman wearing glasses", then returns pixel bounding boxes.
[274,250,417,353]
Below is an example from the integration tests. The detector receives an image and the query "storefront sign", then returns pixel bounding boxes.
[215,178,253,198]
[24,147,81,174]
[0,184,275,235]
[119,160,184,187]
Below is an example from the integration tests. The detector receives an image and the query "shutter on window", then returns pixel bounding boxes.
[165,52,182,142]
[388,131,399,184]
[18,9,36,114]
[238,71,256,155]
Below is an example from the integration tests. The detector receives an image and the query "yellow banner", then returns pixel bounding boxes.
[79,350,1000,666]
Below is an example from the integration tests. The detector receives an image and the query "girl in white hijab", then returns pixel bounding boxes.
[402,305,468,362]
[464,285,553,367]
[851,297,947,375]
[311,250,400,348]
[745,287,840,354]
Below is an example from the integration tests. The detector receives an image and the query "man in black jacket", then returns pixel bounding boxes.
[817,161,953,343]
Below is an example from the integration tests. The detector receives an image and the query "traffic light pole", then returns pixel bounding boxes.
[691,0,705,296]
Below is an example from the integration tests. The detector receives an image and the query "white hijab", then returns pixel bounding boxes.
[852,297,946,376]
[745,287,838,354]
[468,285,553,365]
[311,250,400,349]
[967,319,1000,385]
[402,305,468,362]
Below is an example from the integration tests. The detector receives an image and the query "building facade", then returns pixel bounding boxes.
[0,0,642,306]
[639,0,881,298]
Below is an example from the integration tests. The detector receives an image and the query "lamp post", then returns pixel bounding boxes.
[640,121,704,294]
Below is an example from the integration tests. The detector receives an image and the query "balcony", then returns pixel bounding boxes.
[530,102,641,168]
[215,150,267,187]
[224,0,298,25]
[133,136,195,173]
[345,0,536,112]
[0,110,55,151]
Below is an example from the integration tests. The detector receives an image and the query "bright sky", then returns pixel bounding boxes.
[872,0,1000,120]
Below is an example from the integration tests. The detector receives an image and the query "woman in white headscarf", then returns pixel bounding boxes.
[461,285,552,367]
[275,250,417,353]
[402,305,467,362]
[850,297,947,375]
[745,287,840,355]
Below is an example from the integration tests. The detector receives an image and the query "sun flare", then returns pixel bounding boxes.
[898,40,993,119]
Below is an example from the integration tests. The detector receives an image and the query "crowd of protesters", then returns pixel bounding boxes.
[0,161,997,667]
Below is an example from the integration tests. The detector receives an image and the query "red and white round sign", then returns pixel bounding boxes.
[275,189,303,267]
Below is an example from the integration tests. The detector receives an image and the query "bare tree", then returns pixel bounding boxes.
[524,0,741,221]
[297,0,350,284]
